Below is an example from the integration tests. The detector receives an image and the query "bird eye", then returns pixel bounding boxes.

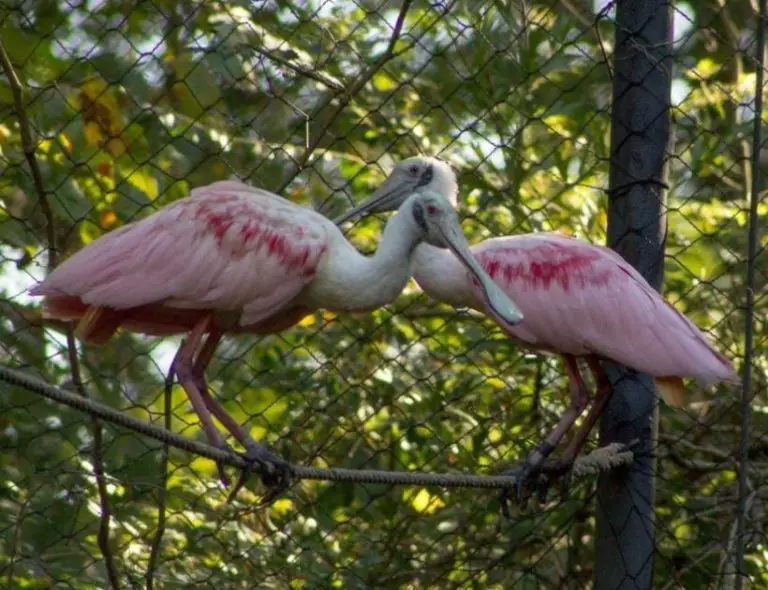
[407,165,419,176]
[426,203,439,215]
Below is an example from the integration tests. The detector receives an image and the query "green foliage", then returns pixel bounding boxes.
[0,0,765,588]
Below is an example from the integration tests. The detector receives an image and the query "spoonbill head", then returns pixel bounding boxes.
[337,164,524,326]
[395,191,524,327]
[336,157,457,224]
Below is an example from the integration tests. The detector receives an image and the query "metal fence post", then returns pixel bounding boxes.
[595,1,674,588]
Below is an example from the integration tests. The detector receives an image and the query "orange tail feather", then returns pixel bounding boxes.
[75,306,124,344]
[655,376,687,409]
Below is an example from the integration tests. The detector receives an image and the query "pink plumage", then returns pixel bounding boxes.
[430,232,736,387]
[412,231,737,505]
[413,230,737,502]
[30,180,342,490]
[349,155,737,393]
[31,181,329,338]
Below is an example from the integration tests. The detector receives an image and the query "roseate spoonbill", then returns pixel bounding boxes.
[336,156,738,512]
[30,179,524,496]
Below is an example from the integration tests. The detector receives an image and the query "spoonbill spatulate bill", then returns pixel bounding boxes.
[337,156,738,514]
[30,179,524,499]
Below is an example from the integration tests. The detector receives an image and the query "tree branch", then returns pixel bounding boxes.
[0,40,56,270]
[276,0,414,194]
[145,367,174,589]
[66,339,122,590]
[558,0,596,29]
[255,46,344,91]
[0,38,121,590]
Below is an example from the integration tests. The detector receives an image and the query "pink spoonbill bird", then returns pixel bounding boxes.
[30,179,524,498]
[336,156,738,513]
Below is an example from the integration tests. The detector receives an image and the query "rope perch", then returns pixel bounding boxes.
[0,364,635,489]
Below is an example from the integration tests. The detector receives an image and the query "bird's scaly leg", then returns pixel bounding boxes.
[189,329,250,442]
[538,356,616,497]
[172,314,231,485]
[561,357,613,463]
[515,357,619,504]
[190,317,293,503]
[499,355,589,516]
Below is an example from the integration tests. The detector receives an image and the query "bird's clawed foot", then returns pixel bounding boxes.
[498,458,575,518]
[539,458,576,502]
[498,460,538,518]
[226,443,295,505]
[213,441,236,488]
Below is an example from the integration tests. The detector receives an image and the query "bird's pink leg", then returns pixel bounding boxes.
[190,329,257,448]
[523,355,590,471]
[534,357,615,499]
[559,356,612,462]
[190,322,293,503]
[172,315,232,484]
[499,354,589,513]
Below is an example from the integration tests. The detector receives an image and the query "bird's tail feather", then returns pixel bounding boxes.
[75,305,123,344]
[655,376,687,409]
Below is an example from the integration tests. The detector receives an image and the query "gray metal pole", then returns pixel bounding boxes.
[595,1,673,589]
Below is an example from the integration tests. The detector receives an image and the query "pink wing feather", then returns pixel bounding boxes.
[31,180,329,331]
[466,233,736,385]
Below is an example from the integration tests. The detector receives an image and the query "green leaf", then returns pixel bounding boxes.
[173,53,222,117]
[88,54,155,103]
[0,26,39,64]
[40,159,93,223]
[372,72,397,91]
[122,166,159,202]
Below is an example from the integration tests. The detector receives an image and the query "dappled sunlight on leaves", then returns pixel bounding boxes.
[0,0,764,588]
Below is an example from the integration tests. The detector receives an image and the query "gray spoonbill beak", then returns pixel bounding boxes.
[407,190,525,327]
[430,207,524,327]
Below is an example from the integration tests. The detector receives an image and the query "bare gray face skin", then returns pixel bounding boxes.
[335,157,456,225]
[402,190,525,327]
[338,161,525,327]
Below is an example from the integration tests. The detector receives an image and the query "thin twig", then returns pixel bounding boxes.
[558,0,612,54]
[717,0,755,217]
[255,46,344,91]
[6,486,37,589]
[722,487,759,590]
[0,38,121,590]
[0,40,56,271]
[276,0,413,194]
[665,452,731,473]
[67,339,122,590]
[0,364,635,490]
[660,436,733,460]
[594,4,615,80]
[558,0,595,29]
[145,365,175,590]
[660,542,723,590]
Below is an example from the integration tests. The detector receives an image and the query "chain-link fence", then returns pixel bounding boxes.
[0,0,765,588]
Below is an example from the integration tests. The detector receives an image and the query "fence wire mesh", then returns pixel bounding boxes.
[0,0,765,588]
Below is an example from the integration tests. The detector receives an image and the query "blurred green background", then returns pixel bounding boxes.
[0,0,765,588]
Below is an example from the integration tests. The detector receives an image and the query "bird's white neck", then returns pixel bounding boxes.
[304,209,424,312]
[411,244,480,310]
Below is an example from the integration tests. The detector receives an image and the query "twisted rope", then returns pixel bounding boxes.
[0,365,634,489]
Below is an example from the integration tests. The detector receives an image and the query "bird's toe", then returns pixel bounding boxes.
[243,443,294,488]
[540,458,575,501]
[498,463,538,517]
[227,443,294,504]
[213,441,236,488]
